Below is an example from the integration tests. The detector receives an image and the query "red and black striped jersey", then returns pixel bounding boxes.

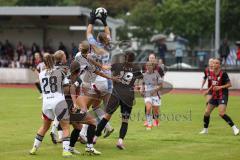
[211,70,230,99]
[203,67,213,88]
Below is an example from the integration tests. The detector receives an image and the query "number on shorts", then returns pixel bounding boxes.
[42,76,58,94]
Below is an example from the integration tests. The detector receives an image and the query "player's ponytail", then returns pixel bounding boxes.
[43,53,55,73]
[54,50,65,65]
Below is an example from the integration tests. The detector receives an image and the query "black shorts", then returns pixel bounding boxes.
[65,96,86,122]
[209,95,228,106]
[105,94,132,118]
[70,111,87,123]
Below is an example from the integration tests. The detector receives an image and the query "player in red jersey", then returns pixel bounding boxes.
[199,58,239,135]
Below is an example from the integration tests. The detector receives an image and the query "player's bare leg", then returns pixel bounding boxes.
[92,95,114,138]
[199,104,215,134]
[153,106,160,127]
[59,120,72,157]
[76,95,101,155]
[145,102,153,130]
[30,118,51,155]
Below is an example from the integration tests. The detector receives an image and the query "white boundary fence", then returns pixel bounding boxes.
[0,69,239,89]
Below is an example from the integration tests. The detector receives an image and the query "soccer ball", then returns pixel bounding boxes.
[95,7,107,18]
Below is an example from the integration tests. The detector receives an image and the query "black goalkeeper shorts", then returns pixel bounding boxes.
[105,94,132,117]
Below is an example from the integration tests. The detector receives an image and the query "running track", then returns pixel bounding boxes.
[0,84,239,96]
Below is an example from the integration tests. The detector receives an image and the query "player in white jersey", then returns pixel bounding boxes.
[78,52,114,142]
[77,54,114,140]
[78,10,114,140]
[74,41,119,155]
[29,53,72,158]
[49,50,69,144]
[141,61,163,130]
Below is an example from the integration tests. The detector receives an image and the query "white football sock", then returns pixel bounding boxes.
[33,134,44,149]
[80,124,88,136]
[58,130,63,140]
[51,119,59,134]
[232,125,238,130]
[62,137,70,152]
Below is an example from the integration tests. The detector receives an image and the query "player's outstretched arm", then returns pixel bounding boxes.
[86,10,96,38]
[200,79,207,91]
[94,70,120,82]
[100,11,111,38]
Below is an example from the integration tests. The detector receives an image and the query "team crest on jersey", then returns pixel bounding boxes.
[212,80,218,85]
[217,76,221,81]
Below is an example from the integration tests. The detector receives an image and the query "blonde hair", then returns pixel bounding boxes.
[54,50,65,64]
[43,53,55,72]
[97,32,109,45]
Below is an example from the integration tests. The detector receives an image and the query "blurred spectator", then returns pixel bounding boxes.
[0,56,9,67]
[156,39,167,64]
[71,42,78,58]
[58,42,68,59]
[31,42,40,56]
[19,53,27,68]
[43,45,54,54]
[5,40,14,60]
[236,45,240,66]
[175,42,183,69]
[218,38,230,66]
[16,41,26,61]
[196,48,207,68]
[26,48,33,68]
[0,41,4,57]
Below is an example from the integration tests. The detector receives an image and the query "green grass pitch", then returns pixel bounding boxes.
[0,88,239,160]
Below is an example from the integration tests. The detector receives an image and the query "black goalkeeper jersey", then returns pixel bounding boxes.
[111,62,143,103]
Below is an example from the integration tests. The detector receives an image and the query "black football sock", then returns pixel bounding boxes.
[95,118,109,137]
[119,122,128,140]
[57,124,62,131]
[70,128,80,147]
[35,82,42,93]
[87,124,96,144]
[221,114,234,127]
[203,115,210,128]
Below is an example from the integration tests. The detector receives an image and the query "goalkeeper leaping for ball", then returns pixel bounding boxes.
[79,8,115,141]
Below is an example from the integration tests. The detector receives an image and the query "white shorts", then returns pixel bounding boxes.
[94,80,111,94]
[144,96,161,106]
[42,100,69,121]
[81,81,110,97]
